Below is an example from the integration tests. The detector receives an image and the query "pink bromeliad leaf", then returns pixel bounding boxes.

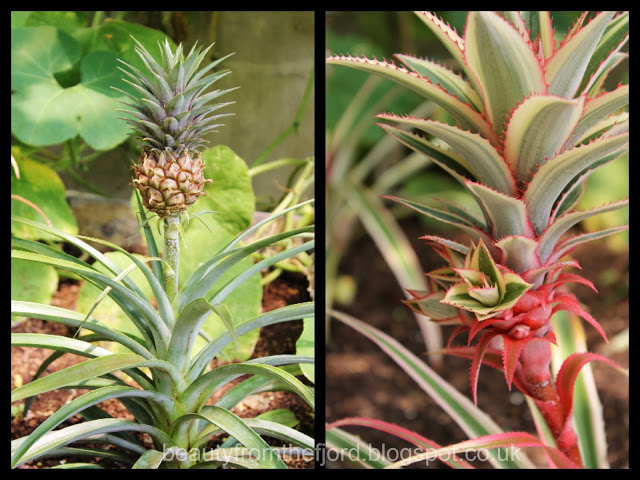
[555,352,628,421]
[327,417,474,469]
[551,293,608,342]
[385,431,580,469]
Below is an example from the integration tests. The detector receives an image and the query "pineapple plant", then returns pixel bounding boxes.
[328,11,628,467]
[11,34,316,469]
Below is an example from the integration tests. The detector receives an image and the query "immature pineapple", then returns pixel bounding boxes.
[115,37,236,217]
[328,11,628,464]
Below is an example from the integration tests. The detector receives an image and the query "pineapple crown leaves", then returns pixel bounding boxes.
[440,239,533,320]
[113,36,237,154]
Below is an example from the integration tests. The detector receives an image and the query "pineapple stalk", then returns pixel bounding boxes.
[328,11,628,466]
[163,215,181,303]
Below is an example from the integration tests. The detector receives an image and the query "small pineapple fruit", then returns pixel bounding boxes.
[115,37,236,217]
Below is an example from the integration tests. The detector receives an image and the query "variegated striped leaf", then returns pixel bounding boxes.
[384,195,496,253]
[577,11,629,96]
[564,85,629,148]
[549,225,629,264]
[544,11,616,98]
[326,55,498,144]
[504,95,585,184]
[586,52,628,98]
[466,181,534,240]
[524,131,629,234]
[537,198,629,264]
[395,54,483,112]
[378,115,516,195]
[464,11,547,136]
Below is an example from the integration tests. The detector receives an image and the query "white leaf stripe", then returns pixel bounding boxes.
[504,95,585,184]
[464,11,547,137]
[524,132,629,234]
[379,115,516,195]
[544,11,616,98]
[326,55,498,144]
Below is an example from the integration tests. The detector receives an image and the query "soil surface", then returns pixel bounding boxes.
[326,219,629,469]
[11,271,314,469]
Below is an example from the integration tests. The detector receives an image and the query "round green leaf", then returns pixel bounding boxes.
[11,149,78,241]
[11,26,130,150]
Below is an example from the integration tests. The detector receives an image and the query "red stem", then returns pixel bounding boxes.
[517,340,583,467]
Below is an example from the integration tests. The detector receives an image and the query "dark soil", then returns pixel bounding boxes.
[326,219,629,469]
[11,271,314,469]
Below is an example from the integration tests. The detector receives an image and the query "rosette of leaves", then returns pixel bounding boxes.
[10,198,315,469]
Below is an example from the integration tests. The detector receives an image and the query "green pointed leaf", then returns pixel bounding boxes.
[525,132,628,233]
[181,363,314,412]
[500,274,534,307]
[11,151,78,241]
[464,11,546,136]
[11,333,113,358]
[379,115,516,195]
[504,95,585,184]
[326,54,499,144]
[443,283,497,315]
[11,418,175,468]
[551,225,628,264]
[395,53,483,111]
[11,385,175,468]
[132,450,166,469]
[466,181,533,239]
[11,354,146,402]
[11,301,152,359]
[537,198,629,264]
[167,298,238,371]
[296,318,315,383]
[586,52,628,98]
[188,302,314,382]
[545,11,616,97]
[412,11,484,96]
